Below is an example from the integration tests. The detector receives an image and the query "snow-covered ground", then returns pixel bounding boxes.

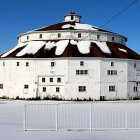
[1,100,140,140]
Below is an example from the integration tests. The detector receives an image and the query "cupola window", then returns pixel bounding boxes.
[97,35,100,40]
[112,37,114,41]
[27,36,29,40]
[58,33,61,38]
[39,34,42,39]
[71,15,74,20]
[78,33,81,38]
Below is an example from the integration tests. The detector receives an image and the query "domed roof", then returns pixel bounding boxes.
[1,12,140,60]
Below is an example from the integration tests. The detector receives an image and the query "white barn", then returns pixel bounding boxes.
[0,12,140,100]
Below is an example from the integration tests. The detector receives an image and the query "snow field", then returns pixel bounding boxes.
[1,100,140,140]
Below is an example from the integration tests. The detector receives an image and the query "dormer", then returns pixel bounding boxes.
[64,12,81,22]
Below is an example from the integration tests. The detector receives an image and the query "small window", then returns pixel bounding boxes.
[43,87,46,92]
[57,78,61,83]
[111,62,114,67]
[39,34,42,39]
[0,84,3,89]
[76,70,80,75]
[80,61,84,66]
[26,62,29,67]
[3,62,5,67]
[17,62,20,66]
[56,87,60,92]
[50,78,53,82]
[71,15,74,20]
[27,36,29,40]
[97,35,100,40]
[51,62,55,67]
[112,37,114,41]
[79,86,86,92]
[78,33,81,38]
[109,86,115,92]
[58,33,61,38]
[42,78,45,83]
[134,63,136,68]
[134,86,138,92]
[107,70,110,75]
[84,70,88,74]
[24,85,29,89]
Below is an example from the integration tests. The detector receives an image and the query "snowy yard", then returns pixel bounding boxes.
[1,100,140,140]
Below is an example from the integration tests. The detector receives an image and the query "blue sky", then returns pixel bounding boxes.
[0,0,140,54]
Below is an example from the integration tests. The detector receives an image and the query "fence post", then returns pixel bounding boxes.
[56,104,58,131]
[24,104,27,131]
[125,102,128,130]
[89,102,92,131]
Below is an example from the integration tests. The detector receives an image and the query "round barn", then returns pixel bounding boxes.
[0,12,140,100]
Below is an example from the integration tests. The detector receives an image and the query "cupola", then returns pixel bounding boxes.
[64,12,82,22]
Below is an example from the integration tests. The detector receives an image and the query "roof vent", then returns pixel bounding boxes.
[64,12,81,22]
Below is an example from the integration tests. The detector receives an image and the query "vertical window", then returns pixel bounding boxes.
[112,37,114,41]
[71,15,74,20]
[42,78,45,83]
[111,62,114,67]
[57,78,61,83]
[43,87,46,92]
[80,61,84,66]
[78,86,86,92]
[97,35,100,40]
[17,62,20,66]
[26,62,29,67]
[0,84,3,89]
[56,87,60,92]
[3,62,5,67]
[58,33,61,38]
[39,34,42,39]
[134,86,138,92]
[134,63,136,68]
[78,33,81,38]
[24,85,29,89]
[51,62,55,67]
[84,70,88,74]
[107,70,110,75]
[27,36,29,40]
[50,78,53,82]
[109,86,115,92]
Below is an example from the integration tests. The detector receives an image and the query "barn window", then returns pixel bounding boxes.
[71,15,74,20]
[76,70,88,75]
[39,34,42,39]
[107,70,117,75]
[97,35,100,40]
[50,78,53,82]
[134,63,136,68]
[134,87,138,92]
[27,36,29,40]
[57,78,61,83]
[78,33,81,38]
[24,85,29,89]
[56,87,60,92]
[17,62,20,66]
[112,37,114,41]
[58,33,61,38]
[111,62,114,67]
[0,84,3,89]
[80,61,84,66]
[51,62,55,67]
[79,86,86,92]
[42,78,45,83]
[109,86,115,92]
[43,87,46,92]
[26,62,29,67]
